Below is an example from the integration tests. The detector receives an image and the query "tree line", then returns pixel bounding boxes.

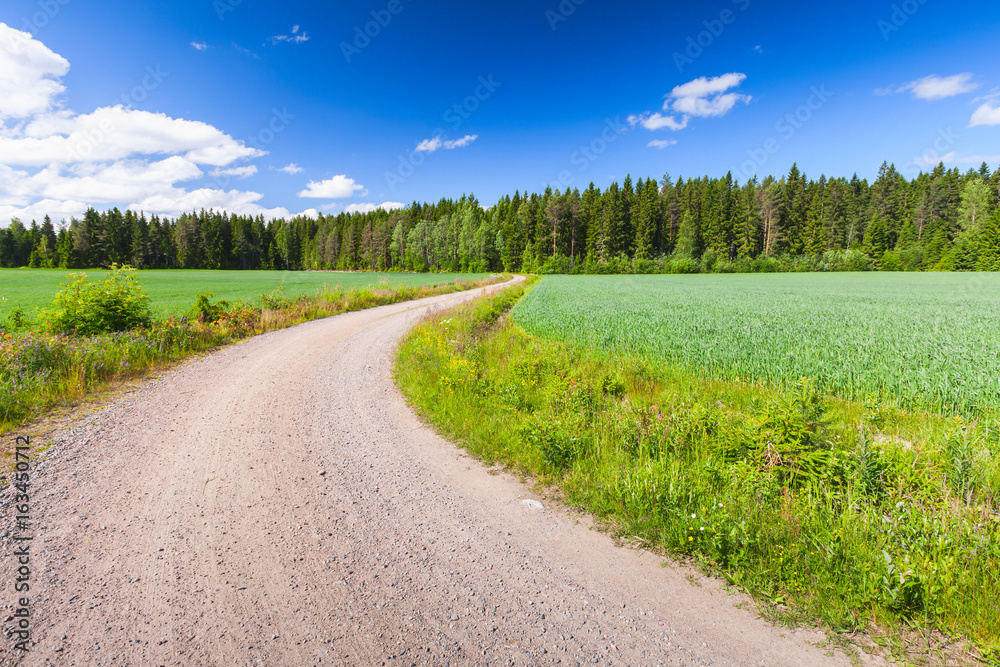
[2,161,1000,273]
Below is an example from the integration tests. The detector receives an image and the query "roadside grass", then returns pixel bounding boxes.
[0,274,506,435]
[395,281,1000,665]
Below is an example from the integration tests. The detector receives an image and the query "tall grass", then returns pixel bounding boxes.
[396,283,1000,662]
[0,275,505,433]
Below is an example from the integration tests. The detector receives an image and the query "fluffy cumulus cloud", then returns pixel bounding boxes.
[129,187,302,219]
[629,73,749,133]
[343,202,406,214]
[0,23,69,119]
[0,22,307,223]
[278,163,303,175]
[885,73,978,101]
[191,41,208,51]
[415,134,479,152]
[0,106,263,168]
[970,102,1000,127]
[297,175,367,199]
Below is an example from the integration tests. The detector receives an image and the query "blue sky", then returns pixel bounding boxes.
[1,0,999,222]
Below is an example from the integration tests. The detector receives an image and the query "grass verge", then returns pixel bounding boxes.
[0,275,506,436]
[395,279,1000,665]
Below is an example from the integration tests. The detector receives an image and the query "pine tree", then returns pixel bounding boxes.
[976,205,1000,271]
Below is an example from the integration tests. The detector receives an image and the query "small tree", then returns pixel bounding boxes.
[43,264,152,335]
[958,178,992,231]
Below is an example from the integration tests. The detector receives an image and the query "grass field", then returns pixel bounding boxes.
[0,269,490,320]
[512,273,1000,416]
[397,276,1000,661]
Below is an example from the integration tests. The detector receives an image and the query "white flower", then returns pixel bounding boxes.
[691,513,697,519]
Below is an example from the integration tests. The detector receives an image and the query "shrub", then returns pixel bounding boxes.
[188,293,231,323]
[42,264,152,335]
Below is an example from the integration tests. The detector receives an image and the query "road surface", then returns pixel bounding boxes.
[1,279,869,666]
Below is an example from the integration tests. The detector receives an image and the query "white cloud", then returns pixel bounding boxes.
[298,175,366,199]
[212,164,257,179]
[0,105,263,167]
[0,24,293,222]
[445,134,477,149]
[0,199,89,224]
[896,73,978,101]
[45,157,203,203]
[922,152,1000,165]
[0,23,69,119]
[630,73,749,132]
[271,25,310,45]
[191,41,208,51]
[970,102,1000,127]
[231,42,258,58]
[629,113,689,131]
[344,202,406,214]
[648,139,677,149]
[279,162,303,175]
[669,73,750,117]
[128,187,318,219]
[415,137,443,152]
[415,134,479,152]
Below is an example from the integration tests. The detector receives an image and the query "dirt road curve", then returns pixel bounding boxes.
[2,279,870,667]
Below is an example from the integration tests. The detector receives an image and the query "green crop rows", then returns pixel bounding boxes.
[512,273,1000,415]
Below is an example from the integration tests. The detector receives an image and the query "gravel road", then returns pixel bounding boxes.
[0,279,872,666]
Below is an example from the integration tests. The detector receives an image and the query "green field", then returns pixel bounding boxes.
[512,273,1000,415]
[0,269,490,319]
[398,278,1000,658]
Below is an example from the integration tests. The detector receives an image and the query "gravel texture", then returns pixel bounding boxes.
[0,279,876,666]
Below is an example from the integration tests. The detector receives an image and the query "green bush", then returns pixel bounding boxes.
[188,293,231,323]
[42,264,152,335]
